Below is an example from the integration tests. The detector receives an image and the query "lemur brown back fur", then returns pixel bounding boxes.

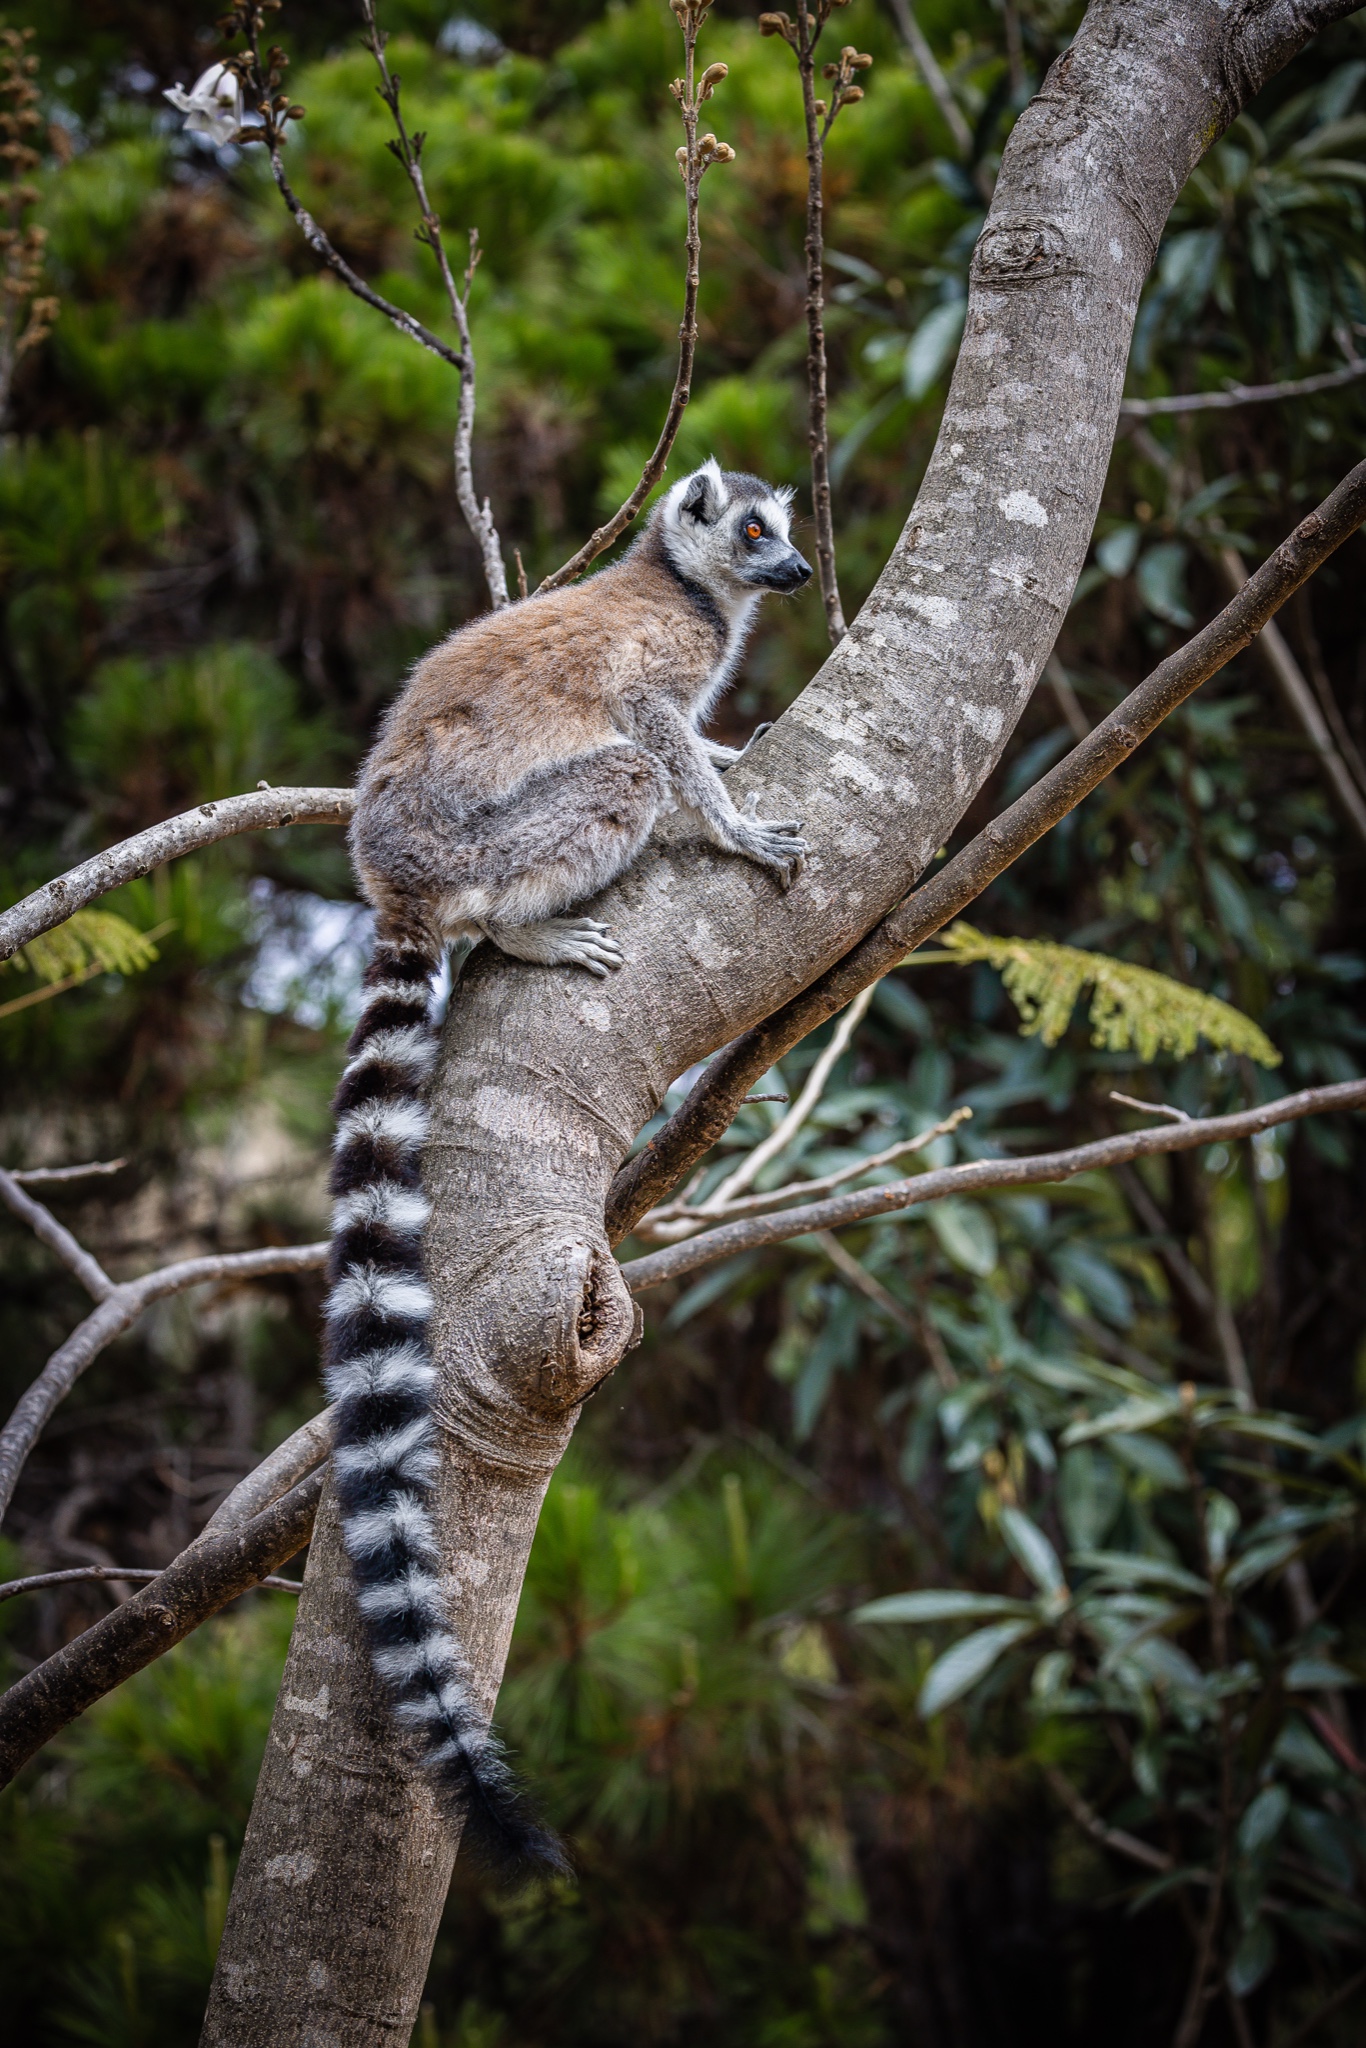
[326,463,811,1876]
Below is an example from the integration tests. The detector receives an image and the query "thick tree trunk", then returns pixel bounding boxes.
[203,4,1361,2039]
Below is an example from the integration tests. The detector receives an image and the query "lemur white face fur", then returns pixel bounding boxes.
[658,457,812,619]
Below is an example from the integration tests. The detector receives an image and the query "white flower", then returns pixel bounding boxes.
[163,64,244,149]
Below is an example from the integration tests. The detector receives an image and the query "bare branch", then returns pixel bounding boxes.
[201,1407,333,1537]
[635,1105,972,1239]
[1109,1091,1188,1122]
[0,1168,114,1302]
[883,0,975,162]
[0,1242,328,1525]
[536,0,732,593]
[1216,547,1366,847]
[359,2,508,609]
[0,785,353,966]
[813,1228,918,1334]
[1045,1765,1174,1874]
[10,1159,126,1185]
[0,1467,324,1787]
[605,459,1366,1238]
[619,1081,1366,1293]
[0,1564,302,1604]
[1120,357,1366,418]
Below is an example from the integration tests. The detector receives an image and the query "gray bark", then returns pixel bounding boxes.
[203,5,1362,2040]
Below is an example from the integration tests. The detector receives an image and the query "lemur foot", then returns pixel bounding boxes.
[483,916,625,978]
[731,790,807,889]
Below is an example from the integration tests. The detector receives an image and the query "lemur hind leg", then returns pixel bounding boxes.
[482,915,624,977]
[458,744,667,974]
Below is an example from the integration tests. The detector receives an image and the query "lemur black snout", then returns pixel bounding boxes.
[769,550,813,591]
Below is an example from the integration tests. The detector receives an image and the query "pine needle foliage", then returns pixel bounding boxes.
[3,909,163,986]
[917,922,1281,1067]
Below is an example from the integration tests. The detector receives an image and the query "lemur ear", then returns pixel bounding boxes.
[679,457,727,526]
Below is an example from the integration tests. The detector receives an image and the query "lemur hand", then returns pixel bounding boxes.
[731,788,806,888]
[711,722,773,773]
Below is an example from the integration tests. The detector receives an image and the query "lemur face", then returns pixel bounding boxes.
[661,458,813,598]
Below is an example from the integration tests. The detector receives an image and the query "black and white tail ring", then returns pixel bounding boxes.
[324,935,566,1875]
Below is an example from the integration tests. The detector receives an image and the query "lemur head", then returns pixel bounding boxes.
[656,458,813,602]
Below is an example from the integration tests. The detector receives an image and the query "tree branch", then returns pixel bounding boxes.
[0,1466,324,1788]
[1216,547,1366,847]
[605,459,1366,1237]
[535,0,732,592]
[883,0,974,163]
[1044,1764,1175,1874]
[359,0,507,609]
[617,1082,1366,1292]
[0,1167,115,1302]
[0,1564,303,1603]
[0,1242,328,1524]
[1120,357,1366,418]
[0,786,354,965]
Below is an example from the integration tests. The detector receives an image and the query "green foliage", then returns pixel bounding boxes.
[922,920,1282,1065]
[3,908,162,987]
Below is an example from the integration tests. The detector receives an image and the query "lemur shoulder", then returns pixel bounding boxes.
[324,460,812,1874]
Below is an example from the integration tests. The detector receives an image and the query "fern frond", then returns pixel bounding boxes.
[5,909,163,985]
[916,923,1280,1068]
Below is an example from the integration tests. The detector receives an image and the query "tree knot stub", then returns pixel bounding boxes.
[972,218,1068,286]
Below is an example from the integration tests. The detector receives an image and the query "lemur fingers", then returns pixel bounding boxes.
[733,790,807,887]
[484,916,626,976]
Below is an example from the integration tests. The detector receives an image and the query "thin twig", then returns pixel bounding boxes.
[1217,547,1366,848]
[200,1406,333,1537]
[1045,1764,1174,1874]
[618,1080,1366,1293]
[813,1229,918,1334]
[0,786,354,966]
[1120,358,1366,418]
[700,982,875,1212]
[635,1104,971,1239]
[0,1466,325,1786]
[536,0,732,592]
[883,0,974,161]
[1110,1091,1188,1122]
[10,1159,126,1185]
[0,1242,328,1524]
[605,460,1366,1238]
[0,1168,114,1302]
[791,0,851,640]
[0,1565,302,1603]
[359,1,507,608]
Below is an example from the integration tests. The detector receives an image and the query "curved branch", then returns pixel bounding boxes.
[0,1242,328,1524]
[605,460,1366,1237]
[0,1167,114,1302]
[0,1467,324,1787]
[201,1406,334,1537]
[0,786,354,965]
[619,1081,1366,1292]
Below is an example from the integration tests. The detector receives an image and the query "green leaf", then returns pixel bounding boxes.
[1071,1549,1209,1597]
[1224,1534,1301,1591]
[1136,542,1194,627]
[1238,1783,1289,1858]
[928,1198,998,1277]
[7,908,164,986]
[1095,524,1141,577]
[1285,1657,1360,1690]
[854,1590,1036,1625]
[999,1506,1067,1600]
[1227,1918,1276,1997]
[927,923,1280,1067]
[1064,1397,1181,1447]
[902,299,966,400]
[918,1619,1037,1716]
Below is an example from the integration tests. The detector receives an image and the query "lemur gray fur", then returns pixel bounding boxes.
[324,460,813,1874]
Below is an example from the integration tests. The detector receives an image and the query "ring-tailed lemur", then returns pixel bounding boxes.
[325,460,812,1872]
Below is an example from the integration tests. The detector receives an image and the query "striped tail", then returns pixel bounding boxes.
[324,934,567,1877]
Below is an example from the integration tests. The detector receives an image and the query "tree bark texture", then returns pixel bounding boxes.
[203,6,1362,2040]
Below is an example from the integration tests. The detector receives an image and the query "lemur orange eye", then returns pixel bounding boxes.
[745,520,763,540]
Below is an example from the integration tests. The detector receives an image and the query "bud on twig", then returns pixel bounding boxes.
[699,61,728,100]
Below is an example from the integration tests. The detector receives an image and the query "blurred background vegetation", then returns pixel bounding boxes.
[2,0,1366,2041]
